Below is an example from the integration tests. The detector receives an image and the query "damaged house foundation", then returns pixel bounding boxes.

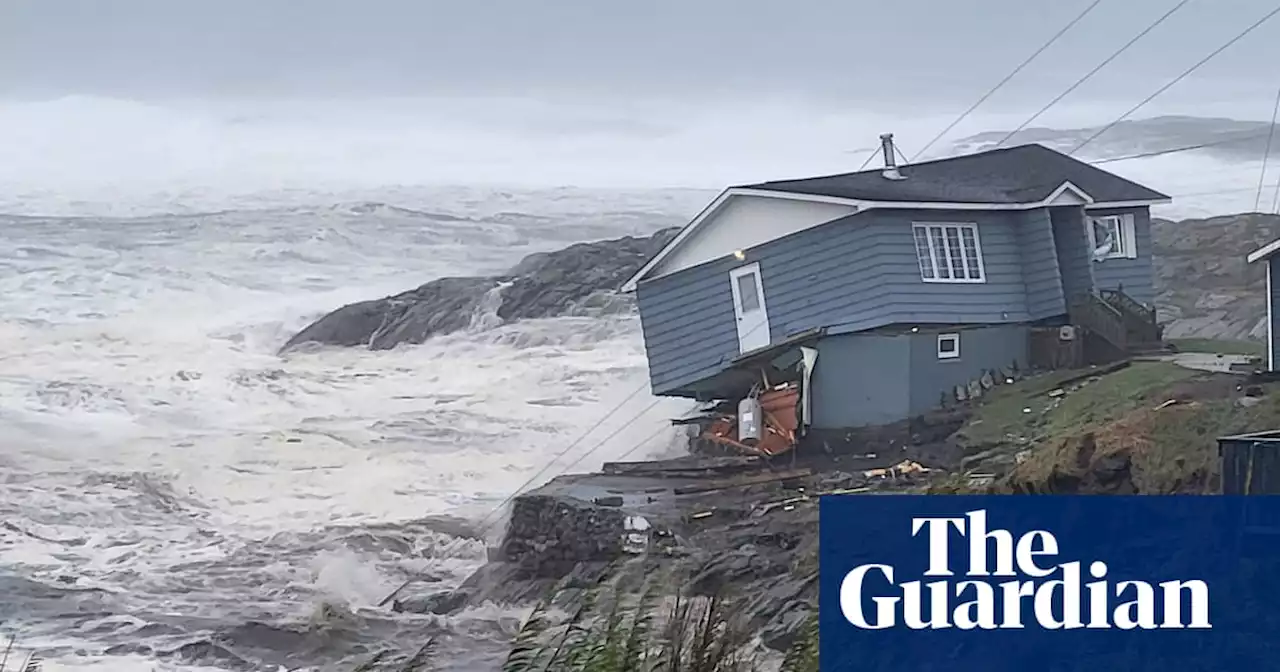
[621,135,1172,455]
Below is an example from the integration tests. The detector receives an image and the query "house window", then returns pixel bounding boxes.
[1088,214,1136,260]
[937,333,960,359]
[736,272,761,312]
[912,223,986,283]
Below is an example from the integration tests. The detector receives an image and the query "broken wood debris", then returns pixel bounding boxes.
[601,455,763,479]
[672,468,812,495]
[862,460,930,480]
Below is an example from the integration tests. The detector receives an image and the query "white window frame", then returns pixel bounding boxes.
[937,333,960,360]
[911,222,987,284]
[1087,213,1138,260]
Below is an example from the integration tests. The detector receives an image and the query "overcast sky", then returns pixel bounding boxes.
[4,0,1280,110]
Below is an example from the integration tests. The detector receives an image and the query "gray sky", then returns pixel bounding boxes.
[3,0,1280,110]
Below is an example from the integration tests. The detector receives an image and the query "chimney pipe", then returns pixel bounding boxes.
[880,133,906,180]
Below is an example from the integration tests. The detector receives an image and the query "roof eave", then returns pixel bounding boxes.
[1248,238,1280,264]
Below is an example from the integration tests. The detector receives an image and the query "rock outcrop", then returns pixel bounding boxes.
[1152,213,1278,340]
[281,228,677,352]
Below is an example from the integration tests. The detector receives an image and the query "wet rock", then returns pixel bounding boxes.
[281,228,677,352]
[500,493,629,577]
[392,589,472,616]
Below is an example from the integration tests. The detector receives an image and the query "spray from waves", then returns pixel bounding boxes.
[0,194,700,671]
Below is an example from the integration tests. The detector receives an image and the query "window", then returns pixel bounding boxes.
[736,272,761,312]
[1088,214,1137,260]
[912,223,985,283]
[937,333,960,360]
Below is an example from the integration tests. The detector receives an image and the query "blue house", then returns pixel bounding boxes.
[621,135,1171,430]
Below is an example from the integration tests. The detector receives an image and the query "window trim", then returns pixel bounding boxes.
[937,333,961,360]
[911,222,987,284]
[1087,213,1137,260]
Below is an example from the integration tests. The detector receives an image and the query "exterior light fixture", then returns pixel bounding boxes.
[733,250,745,260]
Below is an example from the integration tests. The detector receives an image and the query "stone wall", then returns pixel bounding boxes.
[499,493,628,577]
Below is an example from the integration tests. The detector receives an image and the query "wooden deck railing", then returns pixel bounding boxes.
[1098,288,1161,344]
[1069,291,1128,354]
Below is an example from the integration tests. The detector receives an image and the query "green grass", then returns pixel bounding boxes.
[1170,338,1266,358]
[954,362,1199,469]
[498,571,818,672]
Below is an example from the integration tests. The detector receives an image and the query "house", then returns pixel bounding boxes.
[620,135,1172,432]
[1246,238,1280,371]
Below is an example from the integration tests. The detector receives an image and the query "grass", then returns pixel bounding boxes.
[954,362,1199,468]
[499,571,818,672]
[1170,337,1266,358]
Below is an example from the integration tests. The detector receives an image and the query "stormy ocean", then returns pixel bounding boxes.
[0,94,1273,670]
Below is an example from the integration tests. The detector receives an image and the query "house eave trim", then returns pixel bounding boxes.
[1249,238,1280,264]
[620,182,1171,292]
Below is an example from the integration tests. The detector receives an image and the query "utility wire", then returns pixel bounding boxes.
[995,0,1195,147]
[856,147,880,171]
[909,0,1106,162]
[376,316,779,607]
[1256,86,1280,212]
[1069,3,1280,156]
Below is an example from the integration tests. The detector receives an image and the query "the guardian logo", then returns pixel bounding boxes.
[840,509,1211,631]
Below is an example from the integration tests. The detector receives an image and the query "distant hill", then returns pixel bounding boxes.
[949,115,1275,163]
[1154,212,1279,340]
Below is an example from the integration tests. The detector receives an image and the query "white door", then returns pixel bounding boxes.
[729,263,771,353]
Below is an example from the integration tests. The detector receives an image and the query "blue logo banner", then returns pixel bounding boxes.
[818,495,1280,671]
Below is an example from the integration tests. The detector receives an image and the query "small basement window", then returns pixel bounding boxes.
[937,333,960,359]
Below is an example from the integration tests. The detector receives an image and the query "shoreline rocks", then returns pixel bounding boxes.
[280,228,677,352]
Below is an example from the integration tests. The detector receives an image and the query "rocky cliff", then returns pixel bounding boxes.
[281,228,677,352]
[1152,212,1279,340]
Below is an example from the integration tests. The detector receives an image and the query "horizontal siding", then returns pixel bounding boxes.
[636,255,740,395]
[1017,208,1066,319]
[1051,206,1094,301]
[1089,206,1157,306]
[638,206,1069,397]
[758,209,1031,340]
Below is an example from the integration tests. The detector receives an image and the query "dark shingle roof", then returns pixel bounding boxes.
[741,144,1170,204]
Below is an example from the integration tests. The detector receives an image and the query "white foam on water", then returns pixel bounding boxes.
[0,93,1269,669]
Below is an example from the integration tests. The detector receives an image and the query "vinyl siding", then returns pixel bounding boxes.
[637,207,1057,396]
[636,255,742,394]
[1016,208,1066,319]
[1050,206,1095,302]
[1088,206,1157,306]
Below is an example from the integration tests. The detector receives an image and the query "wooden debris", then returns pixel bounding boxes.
[863,460,930,480]
[672,468,812,495]
[600,455,762,478]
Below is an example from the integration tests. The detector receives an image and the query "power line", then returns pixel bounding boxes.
[995,0,1194,147]
[1257,86,1280,212]
[1069,3,1280,156]
[910,0,1106,161]
[856,146,880,171]
[376,316,779,607]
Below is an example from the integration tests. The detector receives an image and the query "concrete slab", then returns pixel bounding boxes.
[1146,352,1257,374]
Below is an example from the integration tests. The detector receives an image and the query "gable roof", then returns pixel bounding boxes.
[744,144,1170,205]
[621,143,1171,293]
